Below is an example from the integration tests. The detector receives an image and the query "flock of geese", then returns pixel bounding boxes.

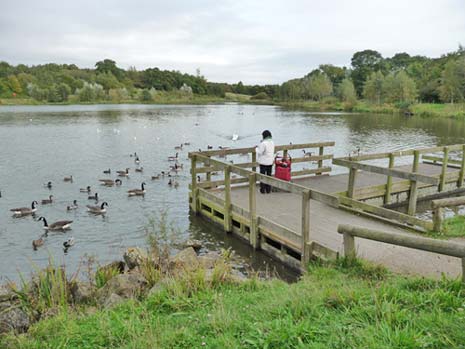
[8,145,189,252]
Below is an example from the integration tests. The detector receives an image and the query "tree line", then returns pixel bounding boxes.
[0,47,464,105]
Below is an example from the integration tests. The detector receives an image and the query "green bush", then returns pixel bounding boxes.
[250,92,269,100]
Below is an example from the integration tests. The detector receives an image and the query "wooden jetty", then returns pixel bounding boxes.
[189,142,465,277]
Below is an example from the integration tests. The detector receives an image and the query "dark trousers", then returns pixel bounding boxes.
[259,164,272,193]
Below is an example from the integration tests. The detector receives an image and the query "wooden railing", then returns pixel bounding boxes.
[337,224,465,281]
[334,144,465,217]
[189,141,337,268]
[431,196,465,232]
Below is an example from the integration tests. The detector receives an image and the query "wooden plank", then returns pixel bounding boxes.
[347,167,357,198]
[309,241,339,261]
[224,166,232,232]
[407,150,420,216]
[275,141,335,151]
[249,173,259,249]
[459,145,465,187]
[258,217,301,249]
[439,146,449,192]
[301,190,311,267]
[433,207,443,232]
[337,224,465,258]
[333,158,439,185]
[342,150,415,162]
[191,155,198,213]
[252,150,257,172]
[197,177,248,189]
[309,190,339,208]
[385,153,395,204]
[422,155,461,165]
[432,196,465,209]
[339,196,433,230]
[318,146,324,171]
[291,167,332,177]
[292,154,333,164]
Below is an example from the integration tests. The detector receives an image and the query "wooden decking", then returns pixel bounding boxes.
[212,166,463,278]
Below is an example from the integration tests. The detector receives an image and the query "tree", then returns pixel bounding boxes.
[96,72,122,91]
[338,78,357,103]
[7,75,22,94]
[95,59,124,81]
[382,71,417,104]
[304,73,333,100]
[363,71,385,104]
[318,64,347,86]
[388,52,411,71]
[439,59,465,103]
[351,50,384,96]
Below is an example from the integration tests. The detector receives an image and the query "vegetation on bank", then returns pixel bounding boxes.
[2,258,465,348]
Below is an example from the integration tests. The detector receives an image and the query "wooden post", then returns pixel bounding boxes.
[248,173,259,249]
[190,155,198,213]
[384,153,395,204]
[205,156,212,185]
[252,150,257,172]
[433,207,443,232]
[408,150,420,215]
[224,165,232,232]
[301,190,311,268]
[458,145,465,188]
[347,167,357,198]
[318,146,324,170]
[462,258,465,283]
[439,146,449,192]
[343,233,356,258]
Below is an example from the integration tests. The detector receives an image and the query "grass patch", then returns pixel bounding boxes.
[436,215,465,238]
[3,260,465,348]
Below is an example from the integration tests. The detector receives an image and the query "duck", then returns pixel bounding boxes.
[41,195,54,205]
[207,145,213,150]
[168,153,179,161]
[63,237,75,251]
[99,179,122,187]
[86,201,108,214]
[103,169,111,174]
[44,181,52,189]
[88,193,98,201]
[38,216,73,231]
[135,156,141,164]
[10,201,38,216]
[66,200,78,211]
[80,186,91,193]
[128,182,146,196]
[183,142,190,146]
[63,175,73,182]
[32,235,45,250]
[151,174,161,180]
[135,167,143,173]
[117,168,130,177]
[174,144,183,150]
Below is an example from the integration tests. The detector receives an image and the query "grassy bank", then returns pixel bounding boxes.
[2,259,465,348]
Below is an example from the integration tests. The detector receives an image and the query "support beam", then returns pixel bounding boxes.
[384,153,395,204]
[190,155,198,213]
[301,190,311,268]
[251,150,257,172]
[439,146,449,192]
[316,146,324,175]
[248,173,259,249]
[433,207,443,232]
[347,167,357,198]
[408,150,420,216]
[224,165,232,232]
[458,145,465,188]
[343,233,356,258]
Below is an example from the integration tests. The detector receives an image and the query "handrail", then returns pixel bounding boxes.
[337,224,465,281]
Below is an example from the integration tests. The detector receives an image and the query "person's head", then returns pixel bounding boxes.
[262,130,272,139]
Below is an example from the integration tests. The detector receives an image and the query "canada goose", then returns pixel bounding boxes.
[117,168,130,177]
[88,193,98,201]
[103,169,111,174]
[168,179,179,188]
[207,145,213,150]
[99,179,122,187]
[302,150,313,157]
[10,201,38,216]
[168,153,179,161]
[32,236,45,250]
[197,175,201,182]
[63,175,73,182]
[80,186,91,193]
[174,144,183,150]
[115,179,122,186]
[128,182,146,196]
[41,195,53,205]
[219,146,230,150]
[63,237,75,251]
[38,216,73,231]
[170,163,183,171]
[135,156,141,164]
[86,201,108,214]
[135,167,143,173]
[151,174,160,180]
[67,200,78,211]
[44,181,52,189]
[184,142,190,146]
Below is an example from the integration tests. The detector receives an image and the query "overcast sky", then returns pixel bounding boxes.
[1,0,464,84]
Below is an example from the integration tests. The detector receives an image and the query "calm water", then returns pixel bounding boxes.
[1,103,464,282]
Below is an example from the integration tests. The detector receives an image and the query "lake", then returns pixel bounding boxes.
[1,103,465,282]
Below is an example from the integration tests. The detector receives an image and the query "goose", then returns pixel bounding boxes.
[207,145,213,150]
[183,142,190,146]
[168,153,179,161]
[88,193,98,201]
[38,216,73,231]
[302,150,313,157]
[63,237,75,251]
[168,179,179,188]
[135,167,143,173]
[219,146,230,150]
[135,157,141,164]
[197,175,201,183]
[103,169,111,174]
[67,200,78,211]
[41,195,53,205]
[130,152,137,158]
[80,186,91,193]
[117,168,130,177]
[44,181,52,189]
[174,144,183,150]
[63,175,73,182]
[151,174,161,180]
[10,201,38,216]
[32,236,45,250]
[128,182,146,196]
[99,179,122,186]
[86,201,108,214]
[170,163,183,171]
